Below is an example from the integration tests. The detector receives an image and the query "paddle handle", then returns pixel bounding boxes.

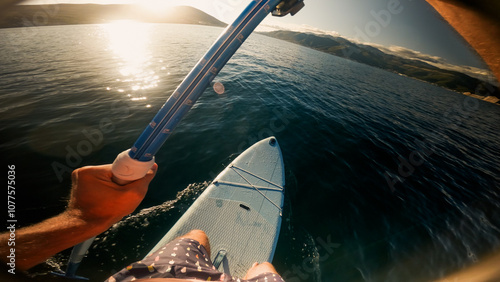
[59,153,153,278]
[111,149,155,185]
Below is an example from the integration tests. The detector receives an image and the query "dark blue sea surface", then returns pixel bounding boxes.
[1,23,499,281]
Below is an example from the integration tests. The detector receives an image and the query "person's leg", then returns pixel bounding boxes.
[243,262,280,280]
[107,229,219,281]
[178,229,211,256]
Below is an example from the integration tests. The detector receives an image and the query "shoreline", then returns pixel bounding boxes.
[462,92,500,105]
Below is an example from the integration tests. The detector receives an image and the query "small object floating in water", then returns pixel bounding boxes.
[213,82,225,95]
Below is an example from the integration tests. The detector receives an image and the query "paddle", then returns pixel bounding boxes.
[56,0,304,279]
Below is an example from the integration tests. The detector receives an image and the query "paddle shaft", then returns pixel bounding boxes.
[64,0,286,277]
[128,0,284,162]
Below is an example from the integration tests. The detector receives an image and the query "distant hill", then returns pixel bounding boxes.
[262,30,500,100]
[1,5,498,103]
[0,4,227,28]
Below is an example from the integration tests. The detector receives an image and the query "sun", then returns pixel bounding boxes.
[137,0,175,15]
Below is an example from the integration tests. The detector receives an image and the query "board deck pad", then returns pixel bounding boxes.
[147,137,285,277]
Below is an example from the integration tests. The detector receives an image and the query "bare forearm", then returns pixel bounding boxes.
[0,164,156,271]
[0,210,110,271]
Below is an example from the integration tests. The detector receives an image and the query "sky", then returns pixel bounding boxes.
[22,0,487,69]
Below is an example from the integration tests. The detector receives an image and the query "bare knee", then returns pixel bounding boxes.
[244,261,279,279]
[180,229,210,254]
[256,262,278,273]
[184,229,207,238]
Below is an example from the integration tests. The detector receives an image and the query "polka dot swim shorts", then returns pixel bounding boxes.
[106,238,285,282]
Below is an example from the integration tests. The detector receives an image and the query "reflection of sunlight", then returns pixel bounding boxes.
[105,20,148,76]
[102,20,159,102]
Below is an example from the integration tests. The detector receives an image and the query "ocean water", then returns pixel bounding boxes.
[1,23,499,281]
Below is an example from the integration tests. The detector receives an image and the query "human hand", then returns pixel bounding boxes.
[66,163,158,229]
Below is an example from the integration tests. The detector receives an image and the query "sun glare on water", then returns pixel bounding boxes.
[102,20,159,105]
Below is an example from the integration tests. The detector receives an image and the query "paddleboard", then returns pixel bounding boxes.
[147,137,285,277]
